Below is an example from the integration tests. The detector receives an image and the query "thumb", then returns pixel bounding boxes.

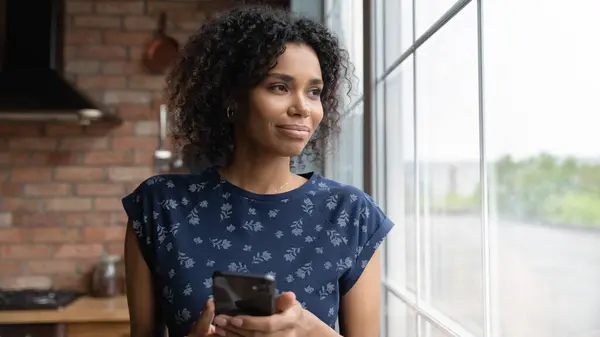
[189,299,215,336]
[276,292,297,312]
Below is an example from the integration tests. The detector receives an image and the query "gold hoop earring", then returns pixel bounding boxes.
[226,105,235,121]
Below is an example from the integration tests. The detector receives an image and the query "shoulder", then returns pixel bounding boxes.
[311,176,383,225]
[121,169,217,219]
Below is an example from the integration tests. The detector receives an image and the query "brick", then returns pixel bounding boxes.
[65,60,101,75]
[94,197,124,211]
[1,182,23,196]
[102,61,141,75]
[2,245,53,259]
[76,139,109,156]
[0,212,13,227]
[28,260,78,274]
[73,15,122,29]
[0,123,43,137]
[111,136,157,150]
[0,198,43,212]
[13,213,63,227]
[66,1,93,14]
[30,228,81,243]
[30,152,79,166]
[133,150,154,165]
[83,151,132,165]
[0,228,23,242]
[44,124,85,136]
[8,138,57,151]
[11,168,53,182]
[117,104,155,120]
[104,30,148,46]
[76,183,125,196]
[0,276,52,290]
[0,261,21,276]
[133,120,159,136]
[45,198,93,211]
[65,212,122,227]
[83,226,125,242]
[147,2,200,14]
[24,183,72,197]
[95,1,144,14]
[104,90,153,105]
[129,75,166,90]
[78,45,127,60]
[52,274,89,292]
[128,46,144,60]
[65,29,103,44]
[78,75,127,89]
[55,167,106,181]
[64,45,79,59]
[108,166,153,182]
[123,16,156,31]
[104,242,124,256]
[54,243,103,259]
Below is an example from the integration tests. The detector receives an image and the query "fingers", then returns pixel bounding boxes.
[224,293,301,333]
[275,291,296,312]
[189,299,215,336]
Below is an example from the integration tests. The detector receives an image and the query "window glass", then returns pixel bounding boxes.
[415,0,458,37]
[384,56,416,292]
[483,1,600,336]
[416,2,482,335]
[385,290,418,337]
[383,0,413,73]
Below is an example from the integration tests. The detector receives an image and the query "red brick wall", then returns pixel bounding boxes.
[0,0,249,291]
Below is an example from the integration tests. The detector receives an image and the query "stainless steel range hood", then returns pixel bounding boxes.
[0,0,122,124]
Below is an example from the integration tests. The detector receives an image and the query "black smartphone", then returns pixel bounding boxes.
[212,271,277,317]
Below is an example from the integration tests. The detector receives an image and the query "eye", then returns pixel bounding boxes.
[270,84,288,93]
[308,88,322,98]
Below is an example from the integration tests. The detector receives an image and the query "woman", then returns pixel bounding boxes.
[122,5,394,337]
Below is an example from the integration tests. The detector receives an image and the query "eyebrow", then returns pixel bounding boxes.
[269,73,324,85]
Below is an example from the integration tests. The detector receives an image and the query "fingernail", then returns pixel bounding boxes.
[230,317,243,327]
[213,316,227,326]
[215,327,226,336]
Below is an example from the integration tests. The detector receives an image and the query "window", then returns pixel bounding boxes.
[324,0,364,188]
[325,0,600,336]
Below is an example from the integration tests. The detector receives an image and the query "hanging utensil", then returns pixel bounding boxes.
[143,12,180,74]
[154,104,173,172]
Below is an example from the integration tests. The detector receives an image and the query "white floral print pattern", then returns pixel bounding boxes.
[121,167,394,337]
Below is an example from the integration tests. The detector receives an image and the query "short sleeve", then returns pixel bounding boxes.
[122,182,156,271]
[339,193,395,295]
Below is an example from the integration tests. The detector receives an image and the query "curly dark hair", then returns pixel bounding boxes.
[166,4,352,165]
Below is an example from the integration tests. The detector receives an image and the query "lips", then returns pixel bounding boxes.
[276,124,311,132]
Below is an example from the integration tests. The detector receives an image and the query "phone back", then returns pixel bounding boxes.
[212,271,276,316]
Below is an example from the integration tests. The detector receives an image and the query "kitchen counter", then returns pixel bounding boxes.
[0,295,130,324]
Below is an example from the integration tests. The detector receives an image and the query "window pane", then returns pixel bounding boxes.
[415,0,458,37]
[385,291,417,337]
[383,0,413,73]
[483,1,600,336]
[384,56,416,291]
[420,320,453,337]
[326,102,364,188]
[416,3,482,335]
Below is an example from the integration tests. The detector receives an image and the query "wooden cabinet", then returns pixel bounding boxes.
[0,323,66,337]
[66,323,129,337]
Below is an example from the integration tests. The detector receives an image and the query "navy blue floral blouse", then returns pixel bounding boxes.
[122,166,394,337]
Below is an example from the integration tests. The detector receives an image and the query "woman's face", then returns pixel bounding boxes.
[237,43,324,157]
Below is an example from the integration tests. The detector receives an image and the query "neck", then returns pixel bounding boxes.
[221,143,295,195]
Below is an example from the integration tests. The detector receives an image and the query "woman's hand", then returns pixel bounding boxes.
[187,299,217,337]
[212,292,315,337]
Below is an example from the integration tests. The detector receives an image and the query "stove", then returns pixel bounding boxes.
[0,289,82,311]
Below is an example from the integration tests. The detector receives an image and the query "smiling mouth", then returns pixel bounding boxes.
[276,124,311,132]
[276,125,311,139]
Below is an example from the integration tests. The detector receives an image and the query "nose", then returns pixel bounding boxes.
[287,99,310,118]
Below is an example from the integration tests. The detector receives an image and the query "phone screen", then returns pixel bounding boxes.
[212,271,276,317]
